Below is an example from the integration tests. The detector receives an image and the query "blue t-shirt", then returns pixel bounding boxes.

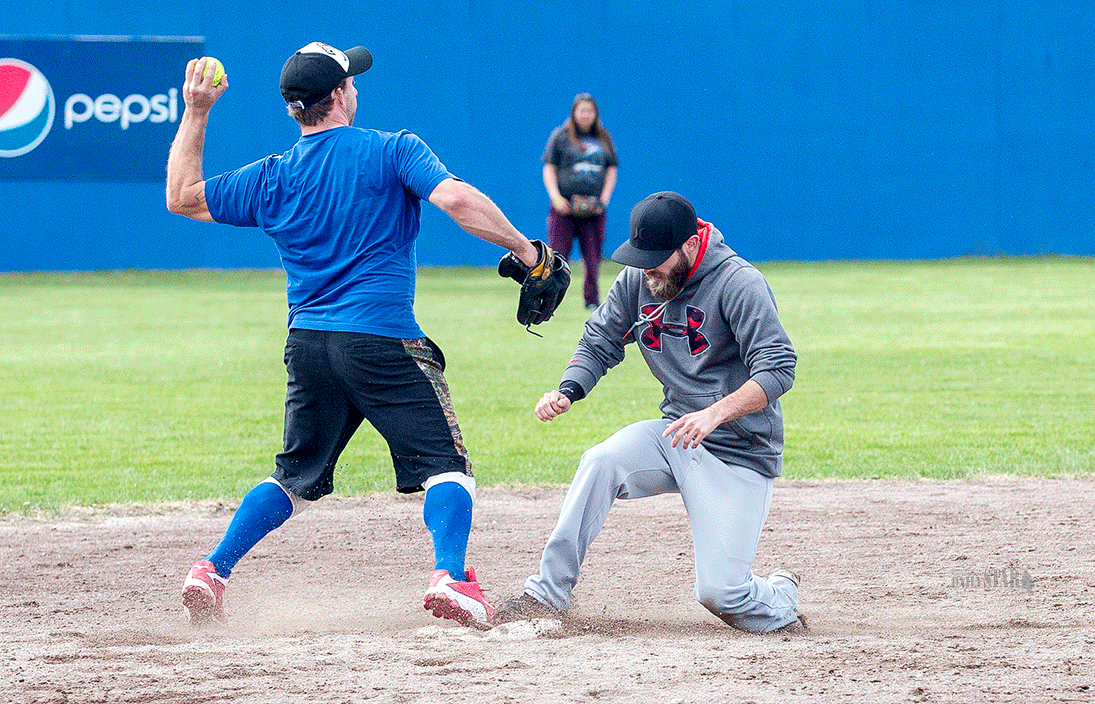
[205,127,454,338]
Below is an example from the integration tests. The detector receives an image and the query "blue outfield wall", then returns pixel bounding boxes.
[2,1,1093,271]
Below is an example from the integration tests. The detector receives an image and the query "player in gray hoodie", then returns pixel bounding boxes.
[494,192,804,633]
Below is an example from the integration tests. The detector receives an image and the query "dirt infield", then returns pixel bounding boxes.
[3,477,1093,704]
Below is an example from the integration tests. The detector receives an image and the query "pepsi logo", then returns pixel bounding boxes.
[0,58,55,158]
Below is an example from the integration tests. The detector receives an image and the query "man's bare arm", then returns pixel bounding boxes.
[166,58,227,222]
[428,178,538,267]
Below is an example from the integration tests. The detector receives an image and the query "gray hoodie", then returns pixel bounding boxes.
[559,225,796,477]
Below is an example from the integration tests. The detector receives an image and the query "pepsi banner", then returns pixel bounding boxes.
[0,36,202,181]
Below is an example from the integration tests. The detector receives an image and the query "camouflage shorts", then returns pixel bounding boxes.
[273,329,471,500]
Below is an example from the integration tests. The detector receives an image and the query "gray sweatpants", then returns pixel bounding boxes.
[524,418,799,632]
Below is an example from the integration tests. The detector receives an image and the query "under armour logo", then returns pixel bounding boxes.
[639,305,710,355]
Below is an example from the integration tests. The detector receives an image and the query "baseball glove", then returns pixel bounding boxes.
[570,195,605,218]
[497,240,571,326]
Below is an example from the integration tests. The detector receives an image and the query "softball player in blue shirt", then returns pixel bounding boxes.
[167,42,547,630]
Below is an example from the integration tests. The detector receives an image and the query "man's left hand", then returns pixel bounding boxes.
[497,240,571,326]
[662,408,723,449]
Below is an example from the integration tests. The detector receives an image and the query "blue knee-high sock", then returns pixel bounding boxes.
[422,481,472,580]
[206,481,293,578]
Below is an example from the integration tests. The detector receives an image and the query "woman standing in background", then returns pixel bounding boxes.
[542,93,618,311]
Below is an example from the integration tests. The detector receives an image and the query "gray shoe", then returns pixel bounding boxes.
[492,592,563,624]
[771,613,808,634]
[767,569,806,634]
[768,568,802,587]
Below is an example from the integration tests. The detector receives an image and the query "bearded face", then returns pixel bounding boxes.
[643,250,691,301]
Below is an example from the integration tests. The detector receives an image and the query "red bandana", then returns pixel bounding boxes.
[684,219,712,283]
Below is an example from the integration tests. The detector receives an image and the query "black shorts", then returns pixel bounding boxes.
[272,329,472,501]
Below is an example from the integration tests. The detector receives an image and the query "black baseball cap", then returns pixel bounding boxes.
[280,42,373,108]
[611,192,698,268]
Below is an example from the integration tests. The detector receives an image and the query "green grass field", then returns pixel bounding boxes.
[1,257,1092,513]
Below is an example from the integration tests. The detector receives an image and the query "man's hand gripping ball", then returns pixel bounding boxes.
[498,240,571,327]
[200,57,226,87]
[184,57,228,112]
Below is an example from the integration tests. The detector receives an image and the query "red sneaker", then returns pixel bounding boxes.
[182,560,228,626]
[423,566,495,630]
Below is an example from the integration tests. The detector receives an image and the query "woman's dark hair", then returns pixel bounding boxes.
[564,93,616,159]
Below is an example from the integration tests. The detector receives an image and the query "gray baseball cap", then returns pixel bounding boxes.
[280,42,373,108]
[611,192,698,269]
